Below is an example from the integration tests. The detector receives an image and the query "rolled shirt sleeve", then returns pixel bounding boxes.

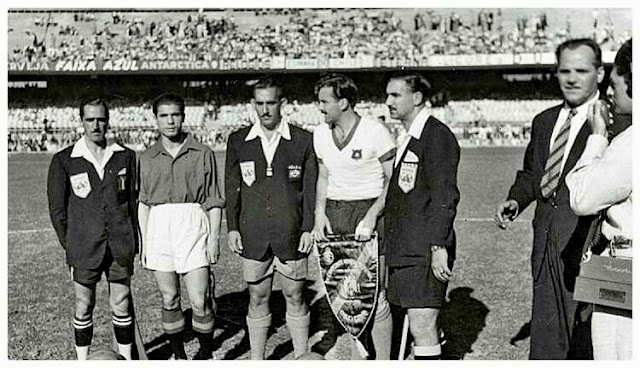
[202,149,226,210]
[566,132,632,216]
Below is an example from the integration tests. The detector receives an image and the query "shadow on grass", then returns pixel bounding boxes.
[217,285,330,360]
[391,286,489,360]
[140,282,328,360]
[510,321,531,346]
[144,308,195,360]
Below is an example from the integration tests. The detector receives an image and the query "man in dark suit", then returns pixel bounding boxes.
[384,72,460,360]
[47,97,138,360]
[495,38,605,359]
[225,77,318,359]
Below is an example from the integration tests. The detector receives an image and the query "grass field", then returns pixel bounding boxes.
[7,146,536,360]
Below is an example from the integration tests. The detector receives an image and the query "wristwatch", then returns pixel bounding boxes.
[431,245,446,252]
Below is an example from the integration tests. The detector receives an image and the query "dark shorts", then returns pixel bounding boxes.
[73,249,132,286]
[326,198,385,254]
[387,264,451,308]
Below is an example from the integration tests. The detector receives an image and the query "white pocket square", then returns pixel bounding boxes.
[403,150,419,163]
[117,168,127,175]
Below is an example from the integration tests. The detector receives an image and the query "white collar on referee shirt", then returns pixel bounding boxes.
[406,106,431,139]
[71,136,125,179]
[395,106,430,167]
[245,120,291,143]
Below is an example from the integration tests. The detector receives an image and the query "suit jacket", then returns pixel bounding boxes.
[225,125,317,261]
[385,116,460,267]
[507,104,596,284]
[47,144,138,270]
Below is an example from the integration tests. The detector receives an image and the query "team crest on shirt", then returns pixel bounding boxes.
[288,165,302,180]
[240,161,256,187]
[351,149,362,160]
[398,162,418,193]
[70,172,91,198]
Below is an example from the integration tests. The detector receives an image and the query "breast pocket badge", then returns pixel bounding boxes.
[288,165,302,180]
[70,172,91,198]
[398,150,419,194]
[240,161,256,187]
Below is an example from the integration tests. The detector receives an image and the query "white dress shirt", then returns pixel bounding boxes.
[566,127,632,244]
[395,106,431,167]
[549,92,600,172]
[70,136,125,180]
[245,120,291,167]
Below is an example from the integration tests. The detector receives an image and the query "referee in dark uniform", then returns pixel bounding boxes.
[384,73,460,360]
[225,76,318,359]
[47,97,138,360]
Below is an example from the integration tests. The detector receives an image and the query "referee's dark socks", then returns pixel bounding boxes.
[112,313,134,345]
[73,315,93,347]
[162,306,187,359]
[193,311,215,358]
[413,344,442,360]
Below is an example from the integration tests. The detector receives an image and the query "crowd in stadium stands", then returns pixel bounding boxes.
[9,9,628,65]
[8,98,558,152]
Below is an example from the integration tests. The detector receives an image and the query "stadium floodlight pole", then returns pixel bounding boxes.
[398,314,409,360]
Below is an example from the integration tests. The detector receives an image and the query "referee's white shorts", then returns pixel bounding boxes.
[145,203,210,274]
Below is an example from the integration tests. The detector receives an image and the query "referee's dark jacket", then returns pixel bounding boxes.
[47,140,138,270]
[225,124,317,261]
[385,115,460,267]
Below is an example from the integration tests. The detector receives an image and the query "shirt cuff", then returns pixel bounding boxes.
[582,134,609,161]
[202,197,226,211]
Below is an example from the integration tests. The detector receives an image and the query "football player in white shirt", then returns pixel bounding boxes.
[312,73,396,359]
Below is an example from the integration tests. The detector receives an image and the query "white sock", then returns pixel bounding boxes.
[414,343,441,359]
[117,343,132,360]
[286,312,310,358]
[75,345,89,360]
[246,314,272,360]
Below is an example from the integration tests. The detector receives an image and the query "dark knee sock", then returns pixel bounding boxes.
[112,313,134,345]
[162,307,186,359]
[73,315,94,347]
[193,312,215,357]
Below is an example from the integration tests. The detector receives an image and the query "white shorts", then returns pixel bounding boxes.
[145,203,210,274]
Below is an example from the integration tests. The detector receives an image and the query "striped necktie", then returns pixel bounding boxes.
[540,108,577,198]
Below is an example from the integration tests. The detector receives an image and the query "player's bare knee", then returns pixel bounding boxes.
[247,291,271,319]
[283,290,305,309]
[408,308,440,345]
[189,294,207,316]
[248,291,269,308]
[109,289,130,316]
[161,292,181,310]
[282,284,304,301]
[74,294,95,318]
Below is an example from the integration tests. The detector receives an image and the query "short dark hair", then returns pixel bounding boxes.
[314,73,359,108]
[388,72,432,104]
[253,76,284,100]
[79,97,109,120]
[555,38,603,68]
[613,39,632,98]
[152,93,185,116]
